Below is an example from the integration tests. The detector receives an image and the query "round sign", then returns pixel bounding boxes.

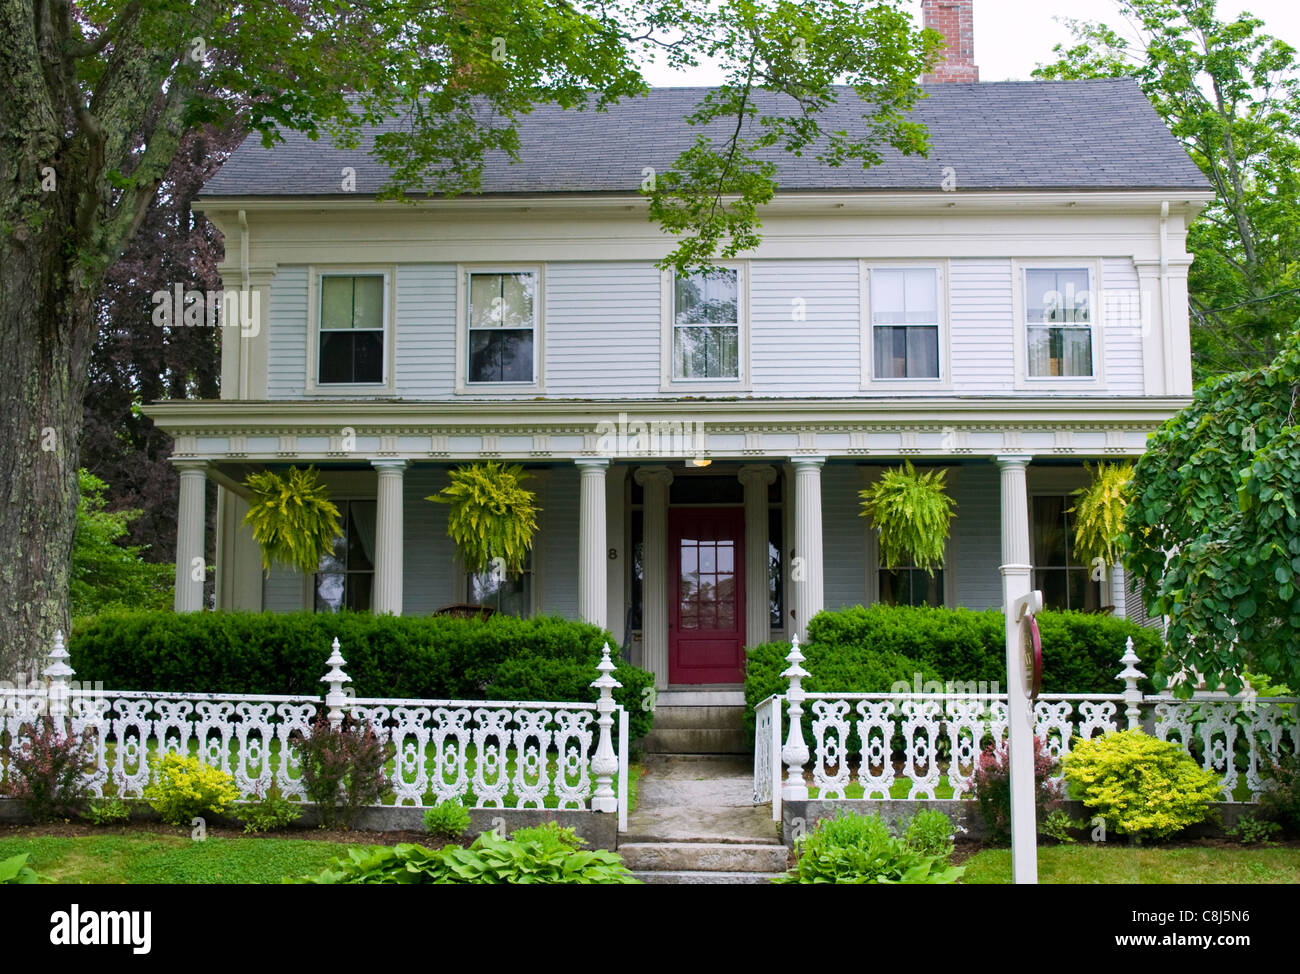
[1022,613,1042,699]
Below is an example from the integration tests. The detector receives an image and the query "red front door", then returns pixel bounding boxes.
[669,507,746,684]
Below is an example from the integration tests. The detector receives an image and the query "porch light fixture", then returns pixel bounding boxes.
[690,457,711,467]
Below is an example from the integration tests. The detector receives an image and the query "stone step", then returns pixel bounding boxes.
[633,870,785,885]
[639,727,749,754]
[649,705,747,731]
[619,842,788,873]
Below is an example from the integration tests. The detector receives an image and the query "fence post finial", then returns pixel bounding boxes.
[42,629,75,726]
[1116,636,1145,730]
[321,637,352,728]
[589,642,622,813]
[780,634,811,801]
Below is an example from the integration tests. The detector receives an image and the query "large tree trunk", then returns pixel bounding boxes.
[0,233,96,677]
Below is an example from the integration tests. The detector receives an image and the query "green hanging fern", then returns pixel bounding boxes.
[858,461,956,575]
[428,461,540,577]
[242,466,343,576]
[1070,461,1133,569]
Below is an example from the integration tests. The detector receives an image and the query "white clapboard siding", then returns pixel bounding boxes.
[951,463,1003,610]
[950,259,1016,393]
[545,263,661,397]
[538,466,580,620]
[266,266,308,399]
[402,466,456,615]
[822,464,868,610]
[262,564,307,612]
[1101,257,1145,395]
[395,265,457,398]
[750,261,861,397]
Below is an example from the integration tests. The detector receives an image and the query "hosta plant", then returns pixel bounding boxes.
[858,461,955,574]
[428,461,539,576]
[242,466,343,575]
[774,810,964,884]
[1070,461,1133,569]
[1063,729,1223,839]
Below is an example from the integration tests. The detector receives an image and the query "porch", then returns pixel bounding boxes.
[147,396,1166,691]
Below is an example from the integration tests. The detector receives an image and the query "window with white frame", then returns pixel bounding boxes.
[870,267,940,379]
[880,559,945,607]
[1024,267,1093,378]
[318,274,385,384]
[672,269,740,380]
[314,500,377,612]
[1031,494,1102,610]
[467,270,537,383]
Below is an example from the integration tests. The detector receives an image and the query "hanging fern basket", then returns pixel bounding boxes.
[858,461,956,575]
[428,461,540,577]
[242,466,343,576]
[1070,461,1133,570]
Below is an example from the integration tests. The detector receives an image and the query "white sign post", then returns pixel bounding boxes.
[1005,588,1043,884]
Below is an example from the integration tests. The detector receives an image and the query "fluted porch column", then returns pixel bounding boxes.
[739,464,777,649]
[791,456,825,642]
[635,466,673,688]
[576,458,610,628]
[173,460,207,612]
[371,459,409,615]
[997,455,1037,884]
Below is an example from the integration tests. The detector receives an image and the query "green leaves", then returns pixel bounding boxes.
[242,466,343,576]
[857,461,956,574]
[428,461,539,577]
[1070,461,1133,568]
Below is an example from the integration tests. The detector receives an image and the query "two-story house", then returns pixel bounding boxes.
[145,1,1212,694]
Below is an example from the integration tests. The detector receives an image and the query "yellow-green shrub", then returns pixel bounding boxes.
[144,753,240,825]
[1063,729,1222,839]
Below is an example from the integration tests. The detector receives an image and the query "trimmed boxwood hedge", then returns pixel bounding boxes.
[70,611,655,741]
[744,605,1163,742]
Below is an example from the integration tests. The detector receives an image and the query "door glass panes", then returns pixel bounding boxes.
[679,535,737,630]
[468,271,536,383]
[319,276,384,384]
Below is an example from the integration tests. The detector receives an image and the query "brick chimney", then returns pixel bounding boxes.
[921,0,979,83]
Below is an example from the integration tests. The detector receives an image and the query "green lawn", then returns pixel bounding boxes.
[961,845,1300,884]
[0,833,355,884]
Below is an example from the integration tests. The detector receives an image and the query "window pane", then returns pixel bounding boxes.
[469,274,501,329]
[675,271,737,325]
[768,507,783,630]
[875,325,938,379]
[1062,327,1093,377]
[470,329,533,382]
[499,273,534,328]
[874,326,907,378]
[315,573,345,613]
[1027,268,1090,324]
[674,325,738,379]
[1032,496,1068,566]
[346,501,377,571]
[1027,326,1051,377]
[352,276,384,328]
[906,326,939,378]
[871,270,906,324]
[903,269,937,323]
[319,332,354,383]
[353,331,384,383]
[345,573,373,612]
[321,277,353,330]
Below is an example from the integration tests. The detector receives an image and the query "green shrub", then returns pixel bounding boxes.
[967,736,1063,844]
[902,809,956,859]
[1040,809,1089,843]
[144,753,240,825]
[511,821,585,852]
[1063,729,1223,839]
[774,810,964,885]
[1,718,95,822]
[291,717,393,829]
[293,830,637,884]
[240,784,302,834]
[1226,814,1281,844]
[1257,753,1300,835]
[84,797,131,826]
[423,799,471,841]
[69,610,654,741]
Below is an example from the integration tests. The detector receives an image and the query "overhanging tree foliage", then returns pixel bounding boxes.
[0,0,941,672]
[1033,0,1300,379]
[1125,331,1300,694]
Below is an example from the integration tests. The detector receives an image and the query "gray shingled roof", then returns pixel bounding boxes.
[202,78,1210,197]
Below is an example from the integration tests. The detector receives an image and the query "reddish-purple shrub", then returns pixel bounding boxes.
[968,735,1063,843]
[2,718,94,822]
[290,716,393,829]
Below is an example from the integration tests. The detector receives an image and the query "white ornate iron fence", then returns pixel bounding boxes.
[1,634,630,829]
[754,636,1299,819]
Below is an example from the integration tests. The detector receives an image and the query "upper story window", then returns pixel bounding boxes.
[1025,267,1093,378]
[869,267,940,379]
[468,270,537,383]
[673,269,740,380]
[319,274,385,384]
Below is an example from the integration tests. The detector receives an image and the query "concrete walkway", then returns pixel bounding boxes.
[624,754,778,843]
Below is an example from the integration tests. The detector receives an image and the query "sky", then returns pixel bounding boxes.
[639,0,1300,86]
